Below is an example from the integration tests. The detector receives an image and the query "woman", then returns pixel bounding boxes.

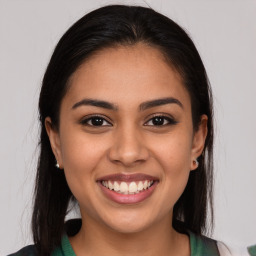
[9,4,225,256]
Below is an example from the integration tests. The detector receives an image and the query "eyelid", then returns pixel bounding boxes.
[79,113,177,127]
[143,113,178,126]
[80,114,113,126]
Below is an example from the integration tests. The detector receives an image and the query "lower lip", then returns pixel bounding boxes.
[98,181,158,204]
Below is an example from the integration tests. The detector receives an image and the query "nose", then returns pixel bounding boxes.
[108,125,150,167]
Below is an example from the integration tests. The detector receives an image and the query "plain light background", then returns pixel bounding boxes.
[0,0,255,255]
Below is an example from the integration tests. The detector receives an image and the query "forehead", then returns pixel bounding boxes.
[64,43,191,110]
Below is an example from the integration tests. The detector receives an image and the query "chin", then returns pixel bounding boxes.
[108,221,150,234]
[100,211,156,234]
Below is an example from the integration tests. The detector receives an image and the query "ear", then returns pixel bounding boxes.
[45,117,63,169]
[190,114,208,170]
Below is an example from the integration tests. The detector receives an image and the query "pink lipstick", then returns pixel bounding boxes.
[97,173,159,204]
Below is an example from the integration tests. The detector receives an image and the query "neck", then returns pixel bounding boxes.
[69,214,190,256]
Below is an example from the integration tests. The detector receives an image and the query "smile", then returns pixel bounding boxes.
[97,173,158,204]
[101,180,154,194]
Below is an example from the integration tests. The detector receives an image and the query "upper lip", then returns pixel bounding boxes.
[97,173,159,182]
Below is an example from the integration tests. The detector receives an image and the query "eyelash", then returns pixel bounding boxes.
[80,115,111,127]
[144,114,178,126]
[80,114,177,127]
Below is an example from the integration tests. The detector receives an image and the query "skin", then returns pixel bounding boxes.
[46,43,208,256]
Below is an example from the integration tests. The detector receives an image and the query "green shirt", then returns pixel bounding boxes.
[248,244,256,256]
[8,231,221,256]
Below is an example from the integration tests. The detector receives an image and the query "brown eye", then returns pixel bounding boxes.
[81,116,112,127]
[152,116,165,125]
[145,115,177,126]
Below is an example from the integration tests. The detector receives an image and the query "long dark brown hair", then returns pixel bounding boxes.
[33,4,214,255]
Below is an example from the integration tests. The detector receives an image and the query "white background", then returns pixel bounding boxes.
[0,0,255,255]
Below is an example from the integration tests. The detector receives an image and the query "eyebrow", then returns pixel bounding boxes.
[71,97,183,111]
[139,97,183,111]
[72,99,118,110]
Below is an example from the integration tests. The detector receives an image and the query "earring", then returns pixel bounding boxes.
[193,159,199,168]
[55,162,60,168]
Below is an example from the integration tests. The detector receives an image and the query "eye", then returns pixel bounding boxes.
[144,115,177,126]
[81,115,112,127]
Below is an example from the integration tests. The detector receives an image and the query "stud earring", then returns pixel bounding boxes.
[193,159,199,168]
[55,162,60,168]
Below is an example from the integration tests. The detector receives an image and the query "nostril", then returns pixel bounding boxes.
[108,139,150,166]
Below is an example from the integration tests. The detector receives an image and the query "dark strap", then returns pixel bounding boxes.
[7,245,37,256]
[188,231,220,256]
[248,244,256,256]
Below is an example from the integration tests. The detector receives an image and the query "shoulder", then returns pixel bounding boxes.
[7,245,37,256]
[7,233,73,256]
[247,244,256,256]
[188,231,233,256]
[188,231,220,256]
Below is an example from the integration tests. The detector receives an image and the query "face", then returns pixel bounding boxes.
[46,43,207,234]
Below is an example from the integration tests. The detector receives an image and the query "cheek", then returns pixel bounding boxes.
[148,131,192,203]
[59,131,108,196]
[60,130,107,168]
[150,130,192,172]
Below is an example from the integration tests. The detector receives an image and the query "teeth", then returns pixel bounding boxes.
[108,181,114,190]
[129,182,137,193]
[114,181,119,192]
[101,180,154,194]
[102,181,108,188]
[120,182,128,193]
[143,181,148,189]
[137,181,144,191]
